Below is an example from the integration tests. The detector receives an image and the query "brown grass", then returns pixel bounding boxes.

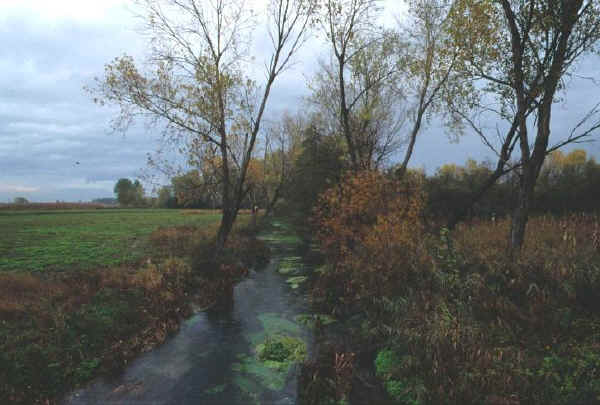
[311,209,600,404]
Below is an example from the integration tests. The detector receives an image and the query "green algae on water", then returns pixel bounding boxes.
[257,335,307,364]
[286,276,307,284]
[277,257,303,275]
[232,354,288,391]
[260,233,302,245]
[286,275,308,289]
[258,313,301,335]
[203,383,227,395]
[231,335,307,393]
[244,313,302,350]
[294,313,337,328]
[232,374,261,405]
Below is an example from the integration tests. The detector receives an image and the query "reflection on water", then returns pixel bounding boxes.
[63,222,314,405]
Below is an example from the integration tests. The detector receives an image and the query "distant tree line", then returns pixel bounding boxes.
[91,198,118,206]
[423,149,600,222]
[146,110,600,228]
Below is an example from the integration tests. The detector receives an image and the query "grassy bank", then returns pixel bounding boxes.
[0,209,269,404]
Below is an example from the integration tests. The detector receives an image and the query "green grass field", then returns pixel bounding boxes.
[0,209,221,272]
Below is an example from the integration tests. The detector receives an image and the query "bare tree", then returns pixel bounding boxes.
[89,0,316,257]
[318,0,386,170]
[261,112,304,214]
[316,0,458,172]
[395,0,459,178]
[308,31,405,169]
[447,0,600,256]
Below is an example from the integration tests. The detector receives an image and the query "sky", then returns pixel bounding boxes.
[0,0,599,202]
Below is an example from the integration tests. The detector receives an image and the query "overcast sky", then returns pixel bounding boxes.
[1,0,599,202]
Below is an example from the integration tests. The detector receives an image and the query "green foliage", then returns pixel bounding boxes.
[384,379,425,405]
[284,121,346,218]
[530,350,600,404]
[375,349,401,377]
[375,349,426,404]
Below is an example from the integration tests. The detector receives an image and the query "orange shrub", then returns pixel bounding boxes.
[312,171,428,310]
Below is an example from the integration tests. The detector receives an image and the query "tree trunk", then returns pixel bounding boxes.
[215,205,235,259]
[509,166,537,259]
[396,107,424,179]
[509,188,528,259]
[265,184,281,217]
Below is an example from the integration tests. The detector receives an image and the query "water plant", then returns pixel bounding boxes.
[286,276,308,289]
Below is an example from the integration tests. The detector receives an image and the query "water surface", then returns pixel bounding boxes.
[63,221,315,405]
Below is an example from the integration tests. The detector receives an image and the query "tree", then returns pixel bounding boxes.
[172,170,211,208]
[156,185,177,208]
[424,159,515,220]
[447,0,600,256]
[90,0,316,257]
[315,0,458,172]
[535,149,600,214]
[395,0,460,177]
[317,0,396,170]
[114,178,145,207]
[13,197,29,205]
[286,114,346,216]
[260,112,304,215]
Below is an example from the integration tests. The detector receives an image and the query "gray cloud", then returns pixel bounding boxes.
[0,5,155,202]
[0,2,599,202]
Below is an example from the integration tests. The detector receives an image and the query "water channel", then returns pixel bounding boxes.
[63,220,321,405]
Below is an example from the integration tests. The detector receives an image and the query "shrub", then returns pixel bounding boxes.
[312,170,427,313]
[311,188,600,404]
[368,214,600,404]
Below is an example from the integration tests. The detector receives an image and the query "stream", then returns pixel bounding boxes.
[63,220,322,405]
